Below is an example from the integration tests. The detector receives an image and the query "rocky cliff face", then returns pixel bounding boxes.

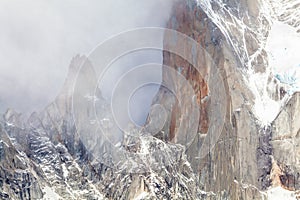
[1,0,300,200]
[151,0,300,199]
[271,92,300,191]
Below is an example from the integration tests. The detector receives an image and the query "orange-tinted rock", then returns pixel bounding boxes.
[160,0,211,138]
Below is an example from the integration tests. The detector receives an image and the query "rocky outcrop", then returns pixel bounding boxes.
[0,126,43,200]
[271,92,300,190]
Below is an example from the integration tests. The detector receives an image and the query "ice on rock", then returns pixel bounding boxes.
[266,21,300,94]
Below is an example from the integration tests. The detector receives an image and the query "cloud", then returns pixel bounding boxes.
[0,0,174,117]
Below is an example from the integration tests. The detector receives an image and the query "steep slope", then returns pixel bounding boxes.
[151,0,300,199]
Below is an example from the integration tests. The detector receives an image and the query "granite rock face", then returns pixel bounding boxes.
[271,92,300,191]
[151,0,300,199]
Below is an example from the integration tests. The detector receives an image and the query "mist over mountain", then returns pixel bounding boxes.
[0,0,173,114]
[1,0,300,199]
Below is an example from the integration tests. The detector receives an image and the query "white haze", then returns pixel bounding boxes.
[0,0,174,124]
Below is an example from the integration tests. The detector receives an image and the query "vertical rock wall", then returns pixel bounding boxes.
[151,0,288,198]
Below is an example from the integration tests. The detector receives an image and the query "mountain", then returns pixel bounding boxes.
[1,0,300,199]
[0,55,207,199]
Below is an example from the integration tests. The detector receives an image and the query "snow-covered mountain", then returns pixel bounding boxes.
[0,56,210,199]
[0,0,300,199]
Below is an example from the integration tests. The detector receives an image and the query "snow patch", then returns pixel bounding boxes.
[140,137,150,154]
[248,70,282,125]
[253,96,281,125]
[134,191,149,200]
[5,122,15,127]
[267,186,296,200]
[249,20,300,125]
[266,21,300,93]
[42,186,62,200]
[61,163,69,178]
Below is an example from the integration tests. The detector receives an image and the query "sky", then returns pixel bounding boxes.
[0,0,174,124]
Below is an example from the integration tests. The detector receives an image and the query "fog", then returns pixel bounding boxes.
[0,0,174,124]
